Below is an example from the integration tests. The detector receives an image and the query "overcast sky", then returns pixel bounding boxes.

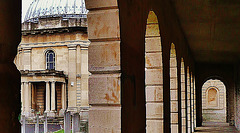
[22,0,33,22]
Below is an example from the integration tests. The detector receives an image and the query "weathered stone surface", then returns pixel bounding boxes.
[146,120,163,133]
[171,113,178,123]
[89,106,121,133]
[145,53,162,68]
[145,69,163,85]
[87,9,120,40]
[146,86,163,102]
[146,103,163,119]
[170,77,178,89]
[146,24,160,37]
[170,101,178,112]
[145,37,161,52]
[86,0,118,10]
[89,41,120,72]
[89,73,121,104]
[170,90,178,101]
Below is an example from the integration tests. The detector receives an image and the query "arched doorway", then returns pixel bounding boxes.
[145,10,163,133]
[202,79,227,122]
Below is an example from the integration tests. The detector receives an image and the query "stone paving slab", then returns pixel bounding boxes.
[194,122,240,133]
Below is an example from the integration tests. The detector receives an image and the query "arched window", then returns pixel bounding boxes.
[46,50,55,70]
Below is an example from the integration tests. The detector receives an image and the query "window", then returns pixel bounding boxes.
[46,50,55,70]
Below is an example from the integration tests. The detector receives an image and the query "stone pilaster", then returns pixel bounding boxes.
[86,0,121,132]
[68,44,77,109]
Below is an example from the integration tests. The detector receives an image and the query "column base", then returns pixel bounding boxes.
[48,110,56,117]
[59,109,66,117]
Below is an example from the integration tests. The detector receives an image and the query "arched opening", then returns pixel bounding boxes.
[170,43,178,132]
[181,58,186,132]
[187,67,191,132]
[45,50,55,70]
[190,73,195,132]
[202,79,227,123]
[145,10,163,133]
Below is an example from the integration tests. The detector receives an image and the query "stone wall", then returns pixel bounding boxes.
[202,79,226,122]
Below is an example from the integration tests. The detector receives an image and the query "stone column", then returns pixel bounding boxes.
[62,83,66,110]
[28,82,32,116]
[25,82,30,116]
[21,82,25,114]
[86,1,121,132]
[59,83,66,117]
[45,82,50,113]
[72,113,80,133]
[51,81,56,111]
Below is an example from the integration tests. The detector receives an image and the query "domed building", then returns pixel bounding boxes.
[14,0,89,131]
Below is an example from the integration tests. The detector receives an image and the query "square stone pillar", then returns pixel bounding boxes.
[45,82,50,113]
[35,114,39,133]
[64,111,71,133]
[86,1,121,132]
[21,115,26,133]
[44,113,48,133]
[72,113,80,133]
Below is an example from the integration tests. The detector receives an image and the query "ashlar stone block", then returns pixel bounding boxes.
[145,53,162,68]
[89,41,120,72]
[146,86,163,102]
[86,0,118,10]
[145,37,161,52]
[88,9,120,40]
[145,69,163,85]
[89,106,121,133]
[89,73,121,104]
[146,120,163,133]
[146,103,164,119]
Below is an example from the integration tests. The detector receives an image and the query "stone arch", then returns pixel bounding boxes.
[170,43,178,132]
[202,79,227,122]
[145,10,163,133]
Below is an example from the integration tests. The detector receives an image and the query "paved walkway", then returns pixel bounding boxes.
[194,122,240,133]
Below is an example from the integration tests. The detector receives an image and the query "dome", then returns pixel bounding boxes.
[24,0,88,22]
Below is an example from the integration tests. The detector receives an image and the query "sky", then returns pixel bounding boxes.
[22,0,33,22]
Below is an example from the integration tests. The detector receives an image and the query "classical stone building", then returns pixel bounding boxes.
[14,0,90,125]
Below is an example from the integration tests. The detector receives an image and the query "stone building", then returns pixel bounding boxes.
[14,0,90,125]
